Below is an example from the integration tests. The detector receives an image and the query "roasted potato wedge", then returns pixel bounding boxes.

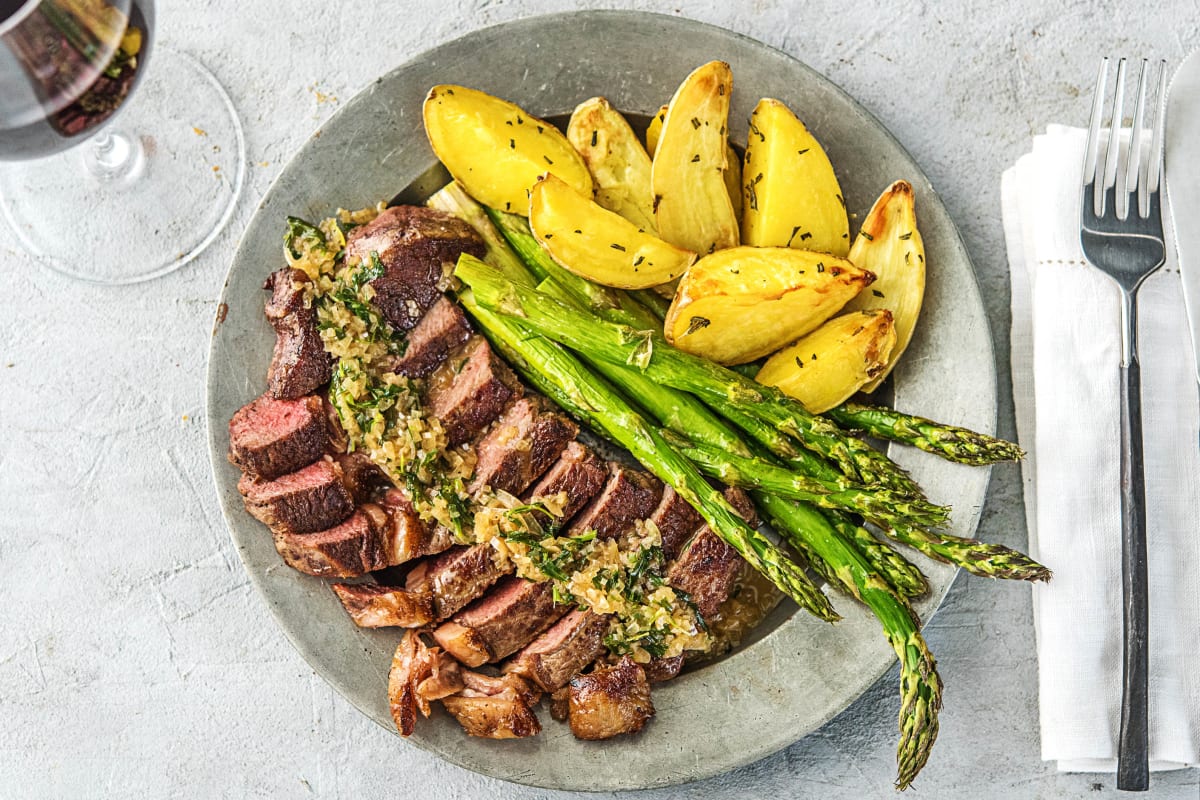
[423,85,592,213]
[528,174,695,289]
[755,310,896,413]
[741,98,849,256]
[651,62,739,254]
[647,102,743,227]
[664,246,873,364]
[566,97,657,232]
[843,180,925,392]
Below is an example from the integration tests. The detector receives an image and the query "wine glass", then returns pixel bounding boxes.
[0,0,244,284]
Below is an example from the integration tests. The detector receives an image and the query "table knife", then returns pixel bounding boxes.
[1166,50,1200,391]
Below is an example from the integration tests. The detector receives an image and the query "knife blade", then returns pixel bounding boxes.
[1166,50,1200,387]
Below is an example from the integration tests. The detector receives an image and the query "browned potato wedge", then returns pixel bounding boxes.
[664,247,873,364]
[529,174,695,289]
[843,180,925,392]
[755,310,896,413]
[741,98,849,256]
[647,102,743,226]
[652,62,739,254]
[423,85,592,213]
[566,97,657,232]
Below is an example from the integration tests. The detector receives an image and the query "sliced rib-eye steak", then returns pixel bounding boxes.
[385,295,473,378]
[271,503,395,578]
[525,441,608,522]
[238,457,354,535]
[331,582,434,628]
[345,206,486,331]
[377,489,456,565]
[568,464,663,538]
[263,268,333,399]
[467,397,578,496]
[433,576,569,667]
[507,609,612,692]
[648,485,704,560]
[568,656,654,740]
[228,394,337,481]
[406,543,509,621]
[440,670,542,739]
[426,336,522,447]
[666,488,756,620]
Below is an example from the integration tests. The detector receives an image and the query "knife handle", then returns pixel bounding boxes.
[1116,356,1150,792]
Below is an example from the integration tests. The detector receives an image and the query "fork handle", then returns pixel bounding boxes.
[1116,355,1150,791]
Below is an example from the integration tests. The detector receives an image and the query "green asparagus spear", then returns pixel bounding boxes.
[756,494,942,790]
[882,523,1052,582]
[828,402,1026,465]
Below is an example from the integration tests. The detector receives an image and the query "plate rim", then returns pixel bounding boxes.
[205,9,996,790]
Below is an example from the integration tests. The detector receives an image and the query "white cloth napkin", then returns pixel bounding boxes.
[1003,125,1200,773]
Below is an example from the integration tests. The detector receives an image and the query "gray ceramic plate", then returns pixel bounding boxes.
[206,10,995,791]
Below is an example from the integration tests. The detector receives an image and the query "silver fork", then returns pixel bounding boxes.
[1080,56,1168,793]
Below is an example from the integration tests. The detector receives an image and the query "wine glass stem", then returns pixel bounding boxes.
[83,130,144,183]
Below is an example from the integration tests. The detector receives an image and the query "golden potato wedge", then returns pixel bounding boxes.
[664,247,873,365]
[741,98,849,256]
[648,101,743,221]
[755,310,896,413]
[652,62,739,254]
[566,97,657,232]
[423,85,592,214]
[528,174,695,289]
[843,180,925,392]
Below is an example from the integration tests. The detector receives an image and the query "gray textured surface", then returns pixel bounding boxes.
[1,1,1198,798]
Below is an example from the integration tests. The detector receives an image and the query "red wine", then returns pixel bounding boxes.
[0,0,154,161]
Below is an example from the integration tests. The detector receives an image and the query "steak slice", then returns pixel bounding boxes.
[568,465,663,538]
[345,206,486,331]
[385,296,472,378]
[433,577,569,667]
[466,397,578,496]
[524,441,608,522]
[406,543,508,621]
[648,485,704,560]
[507,609,612,692]
[377,489,456,565]
[334,451,387,504]
[426,336,522,447]
[568,656,654,740]
[331,583,434,628]
[228,394,337,481]
[239,457,354,535]
[643,655,685,683]
[666,488,757,620]
[272,504,395,578]
[263,268,333,399]
[441,670,542,739]
[388,630,464,736]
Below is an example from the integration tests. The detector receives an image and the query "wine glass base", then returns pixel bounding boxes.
[0,48,245,285]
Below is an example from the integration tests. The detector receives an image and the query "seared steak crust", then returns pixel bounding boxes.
[426,336,522,447]
[263,268,333,399]
[643,655,685,683]
[238,458,354,535]
[228,394,336,481]
[467,397,578,496]
[345,206,485,331]
[525,441,608,521]
[389,630,464,736]
[649,485,704,560]
[271,503,394,578]
[441,670,542,739]
[568,465,663,538]
[410,544,509,621]
[568,657,654,740]
[666,488,756,620]
[377,489,456,565]
[387,296,473,378]
[433,577,569,667]
[508,609,612,692]
[331,583,434,628]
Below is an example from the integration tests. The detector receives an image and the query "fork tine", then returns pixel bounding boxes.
[1124,59,1149,219]
[1146,59,1168,205]
[1102,58,1128,215]
[1084,58,1109,216]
